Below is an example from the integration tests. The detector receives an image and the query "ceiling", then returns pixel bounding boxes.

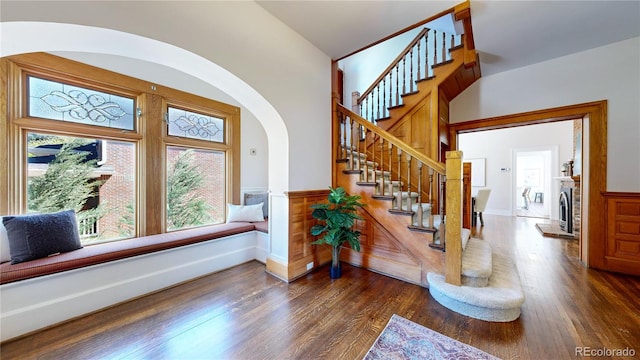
[257,0,640,76]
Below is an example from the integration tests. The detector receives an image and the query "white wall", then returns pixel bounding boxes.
[451,37,640,192]
[339,28,421,110]
[458,122,573,217]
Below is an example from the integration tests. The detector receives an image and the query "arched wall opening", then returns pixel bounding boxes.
[0,21,289,195]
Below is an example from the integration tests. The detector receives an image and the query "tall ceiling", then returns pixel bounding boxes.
[257,0,640,76]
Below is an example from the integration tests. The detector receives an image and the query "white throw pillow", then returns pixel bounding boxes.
[0,217,10,263]
[227,203,265,223]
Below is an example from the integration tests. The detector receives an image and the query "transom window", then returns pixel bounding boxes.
[167,106,224,143]
[28,76,136,130]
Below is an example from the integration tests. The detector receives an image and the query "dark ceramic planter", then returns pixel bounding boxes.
[330,245,342,279]
[329,263,342,279]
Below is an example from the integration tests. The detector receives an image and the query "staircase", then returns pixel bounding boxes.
[427,238,525,322]
[330,2,524,322]
[335,102,454,282]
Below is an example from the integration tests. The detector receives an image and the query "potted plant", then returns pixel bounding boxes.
[310,187,365,279]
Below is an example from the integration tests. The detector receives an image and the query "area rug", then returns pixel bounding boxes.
[535,222,575,239]
[364,314,500,360]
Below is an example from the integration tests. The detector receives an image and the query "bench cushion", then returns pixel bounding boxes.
[0,222,260,284]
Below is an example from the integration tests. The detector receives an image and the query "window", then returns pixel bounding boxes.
[27,133,136,244]
[28,76,135,130]
[167,106,224,143]
[166,146,225,230]
[1,53,240,241]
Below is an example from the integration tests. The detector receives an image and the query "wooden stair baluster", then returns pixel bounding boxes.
[371,90,375,123]
[344,117,364,175]
[349,116,355,170]
[382,78,386,118]
[395,148,403,211]
[361,98,366,122]
[429,168,434,228]
[402,56,407,95]
[370,134,377,184]
[379,138,385,196]
[433,29,437,65]
[358,125,369,182]
[417,162,423,226]
[409,48,414,93]
[416,39,421,81]
[406,154,412,211]
[376,85,380,120]
[425,31,430,78]
[387,73,392,112]
[388,142,394,197]
[395,63,400,105]
[442,32,446,62]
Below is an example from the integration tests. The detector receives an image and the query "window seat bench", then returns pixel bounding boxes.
[1,220,268,285]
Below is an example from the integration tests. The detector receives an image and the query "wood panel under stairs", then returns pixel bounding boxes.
[336,160,444,287]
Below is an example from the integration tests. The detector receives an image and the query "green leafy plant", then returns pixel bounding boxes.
[28,137,105,240]
[166,149,213,230]
[310,187,365,270]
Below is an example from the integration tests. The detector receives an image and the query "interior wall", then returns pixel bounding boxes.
[339,28,420,110]
[451,37,640,192]
[458,121,573,216]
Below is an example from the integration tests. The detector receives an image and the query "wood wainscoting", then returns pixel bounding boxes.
[267,189,332,282]
[604,192,640,276]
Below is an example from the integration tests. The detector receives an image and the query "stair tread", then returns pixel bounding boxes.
[461,238,492,279]
[427,252,525,322]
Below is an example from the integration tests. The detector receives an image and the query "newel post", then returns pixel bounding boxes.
[445,150,463,285]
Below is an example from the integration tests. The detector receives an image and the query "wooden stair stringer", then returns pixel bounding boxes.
[337,163,444,287]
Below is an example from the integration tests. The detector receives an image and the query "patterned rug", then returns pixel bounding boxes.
[364,314,500,360]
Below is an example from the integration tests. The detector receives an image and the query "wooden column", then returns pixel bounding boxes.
[445,150,463,285]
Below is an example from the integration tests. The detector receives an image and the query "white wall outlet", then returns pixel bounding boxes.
[306,262,314,270]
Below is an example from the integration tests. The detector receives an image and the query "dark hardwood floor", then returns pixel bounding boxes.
[2,215,639,359]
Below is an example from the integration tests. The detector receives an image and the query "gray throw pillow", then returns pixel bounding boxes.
[3,210,83,264]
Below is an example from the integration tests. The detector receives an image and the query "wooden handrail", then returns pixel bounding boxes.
[357,28,430,105]
[337,103,445,175]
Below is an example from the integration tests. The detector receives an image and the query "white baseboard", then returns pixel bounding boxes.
[0,231,262,342]
[484,209,512,217]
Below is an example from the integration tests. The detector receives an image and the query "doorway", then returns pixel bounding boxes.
[514,148,555,219]
[450,101,608,269]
